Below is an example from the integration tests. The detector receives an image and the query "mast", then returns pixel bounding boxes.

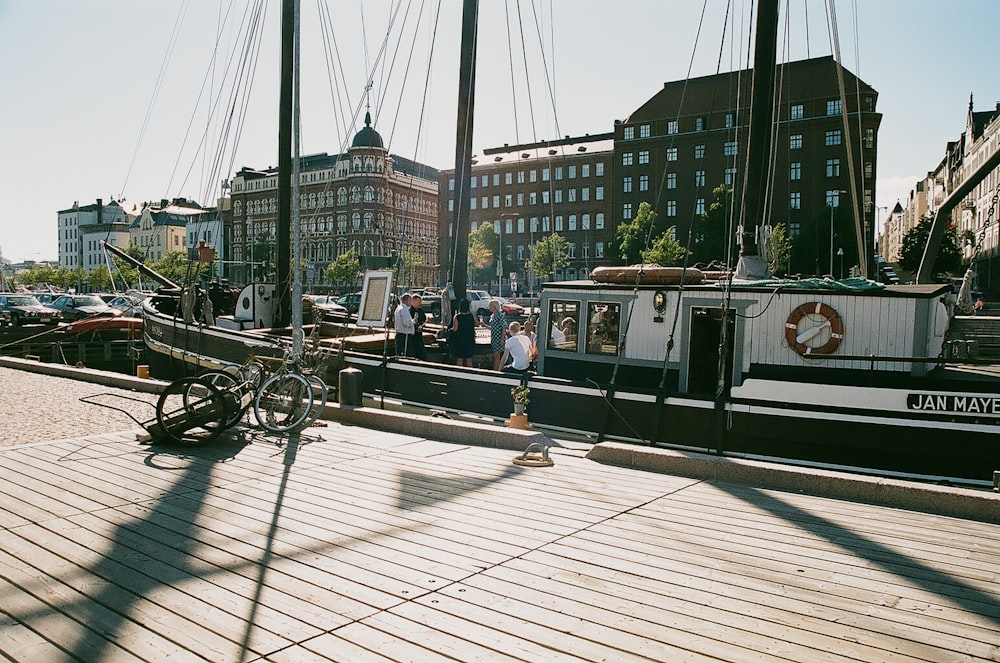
[448,0,479,302]
[275,0,295,328]
[734,0,779,280]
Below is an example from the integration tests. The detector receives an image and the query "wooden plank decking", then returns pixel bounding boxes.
[1,421,998,662]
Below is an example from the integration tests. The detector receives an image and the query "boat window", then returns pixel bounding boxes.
[585,302,620,356]
[546,300,579,351]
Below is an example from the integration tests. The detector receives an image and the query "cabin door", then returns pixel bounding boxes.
[686,307,735,397]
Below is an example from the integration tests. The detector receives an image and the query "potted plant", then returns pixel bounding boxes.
[511,385,530,416]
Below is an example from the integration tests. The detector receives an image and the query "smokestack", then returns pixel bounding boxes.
[97,198,103,224]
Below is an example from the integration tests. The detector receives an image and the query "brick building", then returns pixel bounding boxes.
[616,56,880,275]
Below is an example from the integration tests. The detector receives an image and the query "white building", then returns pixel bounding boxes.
[57,199,139,271]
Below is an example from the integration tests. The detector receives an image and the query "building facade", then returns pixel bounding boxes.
[130,199,205,263]
[616,56,881,275]
[227,114,439,290]
[438,133,615,293]
[57,199,139,271]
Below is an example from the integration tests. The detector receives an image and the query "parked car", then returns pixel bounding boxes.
[108,295,143,317]
[304,294,348,318]
[47,294,121,321]
[0,293,62,326]
[338,292,363,314]
[466,290,523,319]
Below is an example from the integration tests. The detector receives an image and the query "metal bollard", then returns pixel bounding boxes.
[338,367,363,406]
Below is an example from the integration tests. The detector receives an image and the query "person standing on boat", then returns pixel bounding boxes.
[410,294,427,360]
[394,293,415,357]
[499,321,533,375]
[488,299,509,371]
[450,299,478,367]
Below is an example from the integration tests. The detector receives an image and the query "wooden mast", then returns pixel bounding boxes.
[448,0,479,302]
[734,0,779,280]
[275,0,295,328]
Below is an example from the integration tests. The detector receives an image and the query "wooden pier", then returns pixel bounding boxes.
[1,421,998,661]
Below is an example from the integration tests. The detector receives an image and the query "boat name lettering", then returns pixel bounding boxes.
[906,393,1000,416]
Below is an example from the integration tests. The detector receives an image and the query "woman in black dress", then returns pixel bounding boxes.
[450,298,478,367]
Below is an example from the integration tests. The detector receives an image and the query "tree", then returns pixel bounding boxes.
[898,217,962,277]
[614,201,658,265]
[690,185,735,265]
[325,250,360,290]
[641,227,686,266]
[764,223,793,276]
[468,223,499,285]
[151,251,211,284]
[531,233,570,280]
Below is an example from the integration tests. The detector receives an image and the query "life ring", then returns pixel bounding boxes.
[784,302,844,356]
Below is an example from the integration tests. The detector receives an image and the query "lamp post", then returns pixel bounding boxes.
[830,190,847,275]
[837,247,844,279]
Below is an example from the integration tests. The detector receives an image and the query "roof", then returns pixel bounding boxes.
[351,111,384,149]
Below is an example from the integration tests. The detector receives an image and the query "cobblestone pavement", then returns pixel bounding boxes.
[0,367,161,447]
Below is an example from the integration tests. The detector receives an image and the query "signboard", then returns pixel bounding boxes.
[907,393,1000,417]
[358,270,394,327]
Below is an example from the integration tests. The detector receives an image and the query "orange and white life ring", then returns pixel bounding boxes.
[784,302,844,356]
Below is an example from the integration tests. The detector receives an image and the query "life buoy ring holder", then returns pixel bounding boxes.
[784,302,844,356]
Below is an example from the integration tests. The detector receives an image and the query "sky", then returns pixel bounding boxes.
[1,0,998,264]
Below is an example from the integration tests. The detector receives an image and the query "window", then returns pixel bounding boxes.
[790,162,801,181]
[529,169,537,183]
[596,241,604,258]
[639,124,650,138]
[470,198,477,210]
[694,144,705,159]
[542,168,550,181]
[581,187,590,201]
[666,201,677,217]
[724,141,738,156]
[825,130,842,146]
[582,214,591,230]
[505,172,513,185]
[493,173,500,186]
[622,153,634,166]
[695,116,705,131]
[517,171,525,184]
[542,216,551,231]
[568,165,576,179]
[518,217,525,233]
[448,178,455,191]
[790,103,804,120]
[695,198,705,215]
[864,128,875,149]
[725,113,734,128]
[790,134,803,150]
[568,189,576,202]
[826,190,845,206]
[595,213,605,229]
[567,242,576,258]
[471,177,477,189]
[826,158,841,177]
[530,217,539,232]
[581,164,590,178]
[666,147,678,161]
[586,302,620,356]
[623,126,635,140]
[556,166,564,180]
[493,195,500,208]
[595,186,604,200]
[725,167,736,186]
[529,192,537,205]
[623,203,632,220]
[568,215,577,231]
[639,174,649,191]
[554,189,563,203]
[623,176,633,193]
[482,196,489,209]
[789,221,801,238]
[547,300,579,350]
[542,190,550,204]
[667,120,678,134]
[555,215,563,231]
[505,194,513,207]
[595,162,604,176]
[667,173,677,189]
[864,96,875,112]
[826,99,842,116]
[790,192,801,209]
[481,175,488,187]
[695,170,705,187]
[638,150,649,164]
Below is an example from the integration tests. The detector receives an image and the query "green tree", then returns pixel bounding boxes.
[325,250,360,290]
[765,223,793,276]
[641,227,686,266]
[531,233,570,280]
[468,223,499,285]
[898,217,962,277]
[690,185,735,265]
[151,251,211,284]
[614,201,658,265]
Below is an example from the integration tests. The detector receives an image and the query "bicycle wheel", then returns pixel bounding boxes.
[301,373,329,427]
[196,370,251,428]
[253,372,313,433]
[154,377,226,446]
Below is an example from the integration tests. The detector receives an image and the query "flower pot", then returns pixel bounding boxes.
[513,402,525,416]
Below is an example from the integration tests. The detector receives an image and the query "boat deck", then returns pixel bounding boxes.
[1,423,998,661]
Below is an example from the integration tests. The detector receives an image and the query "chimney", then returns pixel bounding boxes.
[97,198,103,224]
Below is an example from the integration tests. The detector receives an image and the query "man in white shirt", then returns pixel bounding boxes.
[499,321,533,373]
[394,293,415,356]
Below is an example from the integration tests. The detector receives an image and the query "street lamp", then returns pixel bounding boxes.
[830,190,847,275]
[837,247,844,279]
